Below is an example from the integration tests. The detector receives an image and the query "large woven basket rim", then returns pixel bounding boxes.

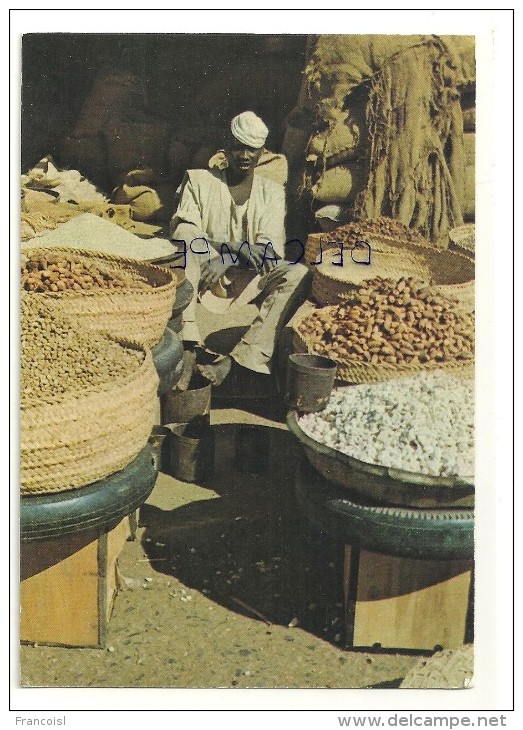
[449,223,475,242]
[307,230,432,248]
[314,250,419,284]
[21,246,178,294]
[305,230,432,263]
[314,240,475,287]
[449,225,475,254]
[20,349,158,493]
[333,358,474,383]
[21,246,178,347]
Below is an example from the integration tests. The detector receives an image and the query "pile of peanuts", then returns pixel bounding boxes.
[21,253,150,293]
[297,277,474,367]
[330,217,428,247]
[21,296,144,406]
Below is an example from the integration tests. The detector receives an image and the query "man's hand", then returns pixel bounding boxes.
[219,240,244,255]
[249,245,280,275]
[217,240,252,268]
[259,257,280,275]
[199,258,232,293]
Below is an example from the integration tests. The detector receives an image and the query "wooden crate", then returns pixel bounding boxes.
[20,516,133,648]
[343,546,473,652]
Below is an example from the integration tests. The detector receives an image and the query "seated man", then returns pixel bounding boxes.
[170,111,309,386]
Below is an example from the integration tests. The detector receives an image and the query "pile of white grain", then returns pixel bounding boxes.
[298,371,474,478]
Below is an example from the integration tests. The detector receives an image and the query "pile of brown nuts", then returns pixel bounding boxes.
[21,253,150,293]
[21,296,144,405]
[297,277,474,367]
[329,217,428,247]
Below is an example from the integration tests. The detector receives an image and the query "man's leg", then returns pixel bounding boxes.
[230,262,311,374]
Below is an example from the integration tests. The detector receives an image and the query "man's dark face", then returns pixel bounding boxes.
[225,138,264,178]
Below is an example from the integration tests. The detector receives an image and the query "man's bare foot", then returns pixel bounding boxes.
[197,355,233,386]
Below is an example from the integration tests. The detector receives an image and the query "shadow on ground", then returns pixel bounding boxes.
[139,422,349,647]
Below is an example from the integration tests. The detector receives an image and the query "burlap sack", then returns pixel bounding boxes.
[439,35,476,86]
[168,138,194,173]
[308,109,363,165]
[463,131,475,167]
[282,124,311,169]
[72,70,140,137]
[311,163,367,204]
[113,183,163,221]
[254,153,288,186]
[462,107,476,132]
[463,163,475,220]
[306,36,475,107]
[105,119,170,178]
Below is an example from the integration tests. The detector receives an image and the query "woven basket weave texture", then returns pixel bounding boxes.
[293,328,474,384]
[311,239,475,311]
[22,247,178,348]
[20,339,159,495]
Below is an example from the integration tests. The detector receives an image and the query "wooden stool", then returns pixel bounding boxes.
[20,515,134,649]
[294,457,474,652]
[343,546,473,651]
[20,445,157,649]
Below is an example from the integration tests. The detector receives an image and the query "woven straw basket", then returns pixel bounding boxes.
[449,224,475,255]
[304,229,434,267]
[311,240,475,311]
[293,326,474,385]
[304,232,338,265]
[22,247,178,348]
[20,338,159,496]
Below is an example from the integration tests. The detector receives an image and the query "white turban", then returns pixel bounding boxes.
[230,111,268,149]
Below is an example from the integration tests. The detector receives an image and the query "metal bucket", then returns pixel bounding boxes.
[161,372,211,425]
[148,425,171,472]
[285,353,337,413]
[167,421,215,483]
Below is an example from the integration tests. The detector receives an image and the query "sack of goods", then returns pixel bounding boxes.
[295,277,474,384]
[21,248,179,348]
[310,162,367,205]
[20,296,159,495]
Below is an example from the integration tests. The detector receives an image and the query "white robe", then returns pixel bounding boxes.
[169,168,308,373]
[170,168,286,258]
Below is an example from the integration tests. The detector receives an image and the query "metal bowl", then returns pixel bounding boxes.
[286,410,474,509]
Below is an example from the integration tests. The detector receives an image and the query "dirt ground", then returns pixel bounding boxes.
[20,404,421,689]
[20,304,423,690]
